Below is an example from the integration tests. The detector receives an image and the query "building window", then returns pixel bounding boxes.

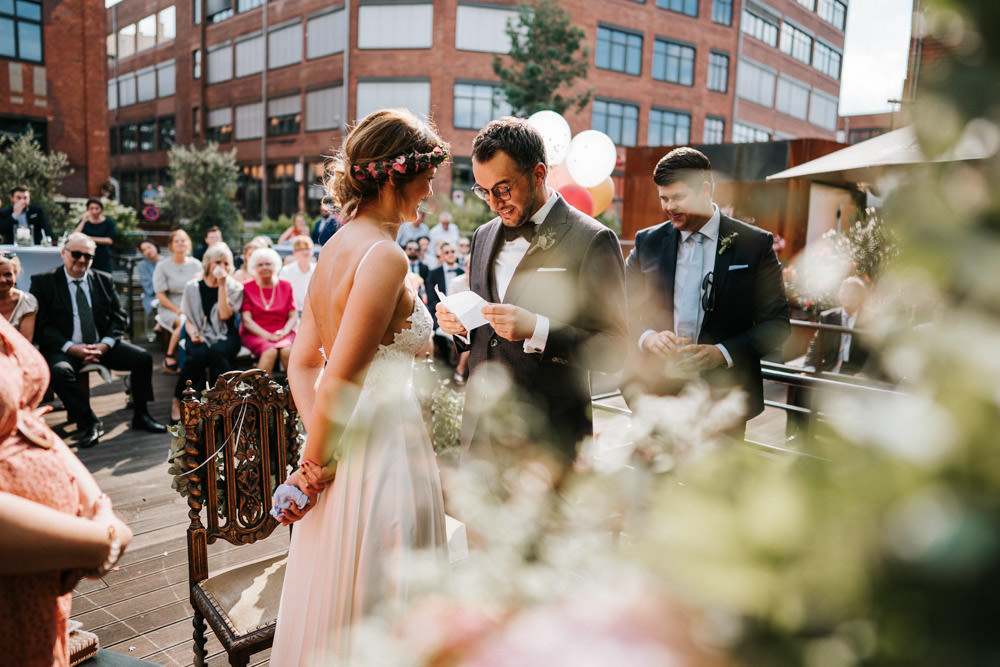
[193,49,201,79]
[120,123,138,153]
[235,102,264,140]
[269,21,303,69]
[158,7,176,42]
[268,95,301,136]
[732,122,770,143]
[106,33,116,62]
[356,80,431,121]
[110,126,119,155]
[741,9,778,47]
[136,14,157,52]
[138,120,156,151]
[796,0,816,10]
[305,86,344,131]
[656,0,698,18]
[780,22,813,65]
[238,0,263,13]
[736,58,776,108]
[649,108,690,146]
[817,0,846,31]
[707,51,729,92]
[455,4,517,53]
[118,72,137,107]
[206,107,232,143]
[711,0,732,25]
[703,116,725,143]
[0,0,42,62]
[775,76,810,119]
[206,42,233,84]
[137,67,156,102]
[192,106,200,136]
[306,9,346,59]
[814,41,842,79]
[652,39,694,86]
[158,115,175,149]
[237,165,262,221]
[234,33,264,78]
[107,78,118,110]
[592,99,638,147]
[358,3,432,49]
[454,82,512,130]
[809,90,838,130]
[117,23,136,59]
[193,0,200,24]
[157,60,175,97]
[596,26,642,76]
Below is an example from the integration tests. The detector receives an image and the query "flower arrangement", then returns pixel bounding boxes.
[718,231,739,255]
[352,143,451,181]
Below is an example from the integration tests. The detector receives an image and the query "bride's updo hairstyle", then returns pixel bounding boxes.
[327,109,450,221]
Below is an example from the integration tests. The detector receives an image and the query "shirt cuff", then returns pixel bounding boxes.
[523,314,549,354]
[715,343,734,368]
[61,341,73,353]
[637,329,657,351]
[101,336,117,349]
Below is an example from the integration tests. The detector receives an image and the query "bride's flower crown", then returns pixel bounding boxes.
[351,142,451,181]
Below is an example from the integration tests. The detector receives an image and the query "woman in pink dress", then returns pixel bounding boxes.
[239,246,297,374]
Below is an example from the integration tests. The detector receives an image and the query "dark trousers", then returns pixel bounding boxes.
[48,341,155,425]
[174,334,242,399]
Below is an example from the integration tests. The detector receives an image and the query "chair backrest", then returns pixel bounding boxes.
[181,368,301,587]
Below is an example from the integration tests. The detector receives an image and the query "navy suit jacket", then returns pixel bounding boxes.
[29,266,127,359]
[426,264,464,329]
[0,205,53,244]
[624,214,790,419]
[312,215,339,246]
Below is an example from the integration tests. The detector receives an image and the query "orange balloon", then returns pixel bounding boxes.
[588,177,615,217]
[546,162,575,190]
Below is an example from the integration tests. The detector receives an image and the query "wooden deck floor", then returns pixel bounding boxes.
[49,342,789,666]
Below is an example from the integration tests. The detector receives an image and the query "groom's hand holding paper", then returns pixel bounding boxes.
[481,303,537,342]
[435,286,489,337]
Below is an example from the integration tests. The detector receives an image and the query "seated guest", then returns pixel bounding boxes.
[0,314,133,666]
[395,208,429,247]
[192,226,224,261]
[417,235,434,268]
[455,236,470,268]
[805,276,871,374]
[232,239,265,283]
[0,185,53,245]
[240,247,296,375]
[153,230,202,373]
[29,233,167,448]
[0,253,38,341]
[277,213,312,244]
[72,198,115,272]
[136,239,160,327]
[426,242,465,377]
[311,203,340,246]
[169,242,244,423]
[278,235,315,317]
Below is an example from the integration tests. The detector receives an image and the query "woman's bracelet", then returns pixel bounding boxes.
[97,523,122,576]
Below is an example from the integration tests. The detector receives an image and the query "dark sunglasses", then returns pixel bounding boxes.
[701,271,715,312]
[70,250,95,262]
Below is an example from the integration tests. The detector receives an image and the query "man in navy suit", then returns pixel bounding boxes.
[311,203,340,247]
[0,185,54,245]
[30,233,166,448]
[624,147,790,436]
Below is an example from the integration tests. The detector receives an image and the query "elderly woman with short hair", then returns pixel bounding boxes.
[0,254,38,342]
[169,242,244,423]
[240,246,297,374]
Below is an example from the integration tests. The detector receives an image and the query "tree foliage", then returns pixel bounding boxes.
[0,131,73,230]
[492,0,593,117]
[161,142,241,241]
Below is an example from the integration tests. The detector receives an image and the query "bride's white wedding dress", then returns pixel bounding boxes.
[271,242,447,665]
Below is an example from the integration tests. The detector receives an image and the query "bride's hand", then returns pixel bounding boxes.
[276,470,318,524]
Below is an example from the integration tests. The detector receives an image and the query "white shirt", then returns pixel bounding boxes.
[427,223,461,270]
[493,191,559,354]
[61,268,117,352]
[279,261,315,313]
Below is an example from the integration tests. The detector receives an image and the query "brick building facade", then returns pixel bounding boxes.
[1,0,109,198]
[105,0,847,220]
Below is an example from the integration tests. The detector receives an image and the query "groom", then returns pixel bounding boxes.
[436,117,627,468]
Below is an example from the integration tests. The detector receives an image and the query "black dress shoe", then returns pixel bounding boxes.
[78,422,103,448]
[132,412,168,433]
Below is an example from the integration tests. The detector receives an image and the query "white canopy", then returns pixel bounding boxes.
[767,121,1000,184]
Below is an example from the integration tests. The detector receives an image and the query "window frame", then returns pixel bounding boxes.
[1,0,43,63]
[596,25,643,76]
[592,98,639,147]
[707,50,729,92]
[649,107,691,147]
[652,37,695,86]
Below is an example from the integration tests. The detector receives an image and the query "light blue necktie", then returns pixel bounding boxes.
[676,232,704,342]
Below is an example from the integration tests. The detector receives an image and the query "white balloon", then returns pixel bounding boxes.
[527,110,572,166]
[565,130,617,188]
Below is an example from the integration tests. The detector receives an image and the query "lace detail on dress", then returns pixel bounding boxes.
[360,298,432,396]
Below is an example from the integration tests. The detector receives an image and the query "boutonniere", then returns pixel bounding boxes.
[718,232,738,255]
[535,230,556,251]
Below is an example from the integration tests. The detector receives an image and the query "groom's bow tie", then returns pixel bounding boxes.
[501,222,536,243]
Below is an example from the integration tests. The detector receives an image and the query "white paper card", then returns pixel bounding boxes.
[435,286,489,331]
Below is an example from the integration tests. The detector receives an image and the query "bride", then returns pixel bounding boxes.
[270,109,451,665]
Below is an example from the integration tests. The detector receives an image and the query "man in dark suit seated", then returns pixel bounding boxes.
[425,241,465,366]
[311,203,340,247]
[624,147,790,439]
[0,185,54,245]
[804,276,870,374]
[30,233,167,448]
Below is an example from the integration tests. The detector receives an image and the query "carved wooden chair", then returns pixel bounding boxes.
[181,368,301,667]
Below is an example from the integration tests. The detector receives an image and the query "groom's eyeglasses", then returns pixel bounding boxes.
[701,272,715,312]
[471,171,529,203]
[69,250,95,262]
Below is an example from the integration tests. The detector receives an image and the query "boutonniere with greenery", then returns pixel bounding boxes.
[535,230,557,251]
[718,232,738,255]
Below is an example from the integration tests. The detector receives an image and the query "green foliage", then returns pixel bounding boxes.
[161,142,242,242]
[0,131,73,230]
[254,214,296,240]
[492,0,593,117]
[429,193,494,233]
[68,199,142,252]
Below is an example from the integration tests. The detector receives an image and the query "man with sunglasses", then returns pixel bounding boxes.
[623,147,790,437]
[436,116,627,471]
[30,233,166,448]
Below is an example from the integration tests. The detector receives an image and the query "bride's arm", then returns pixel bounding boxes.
[286,296,323,432]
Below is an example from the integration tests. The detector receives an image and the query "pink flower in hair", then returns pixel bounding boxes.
[367,162,377,178]
[392,157,407,174]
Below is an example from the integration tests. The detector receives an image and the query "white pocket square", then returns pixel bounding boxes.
[537,267,566,272]
[729,264,749,270]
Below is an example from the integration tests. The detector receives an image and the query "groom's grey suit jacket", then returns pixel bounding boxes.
[459,196,627,462]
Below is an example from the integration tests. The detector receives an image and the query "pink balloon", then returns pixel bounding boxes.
[559,184,594,216]
[547,162,575,190]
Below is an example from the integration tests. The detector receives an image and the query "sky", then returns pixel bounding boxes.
[839,0,916,116]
